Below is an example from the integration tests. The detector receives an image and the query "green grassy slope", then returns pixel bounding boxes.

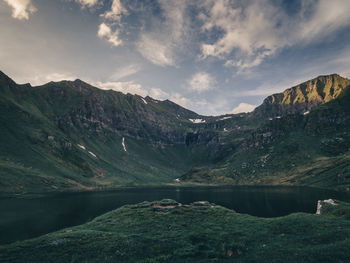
[181,82,350,191]
[0,72,216,194]
[1,199,350,262]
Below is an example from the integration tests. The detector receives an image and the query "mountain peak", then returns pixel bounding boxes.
[254,73,350,117]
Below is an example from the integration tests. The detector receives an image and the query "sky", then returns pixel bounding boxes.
[1,0,350,116]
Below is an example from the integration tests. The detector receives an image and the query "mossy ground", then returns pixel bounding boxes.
[1,199,350,263]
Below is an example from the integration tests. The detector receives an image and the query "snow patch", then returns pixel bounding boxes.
[77,144,86,150]
[303,111,310,115]
[189,118,206,124]
[275,116,281,119]
[175,178,181,182]
[141,97,148,104]
[122,137,127,152]
[88,151,97,158]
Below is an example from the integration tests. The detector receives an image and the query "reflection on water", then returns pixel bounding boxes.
[1,186,350,245]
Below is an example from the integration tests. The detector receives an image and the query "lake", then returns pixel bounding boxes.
[1,186,350,245]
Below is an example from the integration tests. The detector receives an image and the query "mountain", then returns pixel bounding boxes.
[1,71,350,195]
[254,74,350,118]
[0,71,222,194]
[1,71,253,194]
[182,76,350,191]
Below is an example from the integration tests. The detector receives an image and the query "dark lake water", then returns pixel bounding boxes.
[1,186,350,245]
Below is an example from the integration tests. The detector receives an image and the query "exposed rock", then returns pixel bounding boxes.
[254,74,350,118]
[316,199,338,214]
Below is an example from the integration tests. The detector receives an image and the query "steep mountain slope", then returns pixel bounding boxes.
[0,71,226,194]
[182,77,350,191]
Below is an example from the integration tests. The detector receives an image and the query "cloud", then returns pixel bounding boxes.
[231,103,256,114]
[109,65,141,81]
[137,35,176,67]
[136,0,189,67]
[75,0,98,8]
[148,87,168,99]
[199,0,286,71]
[102,0,127,21]
[188,72,215,92]
[299,0,350,42]
[97,0,127,47]
[97,23,122,47]
[199,0,350,71]
[168,93,190,107]
[95,81,190,107]
[28,72,76,86]
[4,0,37,20]
[239,74,318,98]
[148,88,190,107]
[97,80,148,97]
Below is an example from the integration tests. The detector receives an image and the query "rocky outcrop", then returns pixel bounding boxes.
[316,199,338,214]
[254,74,350,118]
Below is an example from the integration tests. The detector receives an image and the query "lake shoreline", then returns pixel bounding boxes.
[1,182,349,200]
[1,185,350,246]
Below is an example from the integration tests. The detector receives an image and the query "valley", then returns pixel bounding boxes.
[1,72,350,195]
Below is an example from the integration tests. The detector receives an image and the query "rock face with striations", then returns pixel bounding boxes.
[254,74,350,118]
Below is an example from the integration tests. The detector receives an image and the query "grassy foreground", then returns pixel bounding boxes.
[1,199,350,263]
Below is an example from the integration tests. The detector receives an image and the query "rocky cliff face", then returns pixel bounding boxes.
[254,74,350,118]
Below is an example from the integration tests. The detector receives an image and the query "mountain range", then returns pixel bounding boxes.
[1,71,350,195]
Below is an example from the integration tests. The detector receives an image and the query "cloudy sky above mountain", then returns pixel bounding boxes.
[1,0,350,115]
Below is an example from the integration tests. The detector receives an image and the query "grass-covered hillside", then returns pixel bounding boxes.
[182,76,350,191]
[1,70,350,194]
[0,71,224,194]
[1,199,350,263]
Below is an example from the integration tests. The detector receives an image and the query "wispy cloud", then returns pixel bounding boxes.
[188,72,215,92]
[96,80,148,97]
[109,65,141,81]
[299,0,350,42]
[95,80,190,107]
[136,0,189,67]
[75,0,99,8]
[137,34,176,67]
[4,0,36,20]
[148,87,190,107]
[231,103,256,114]
[29,72,76,86]
[97,23,122,47]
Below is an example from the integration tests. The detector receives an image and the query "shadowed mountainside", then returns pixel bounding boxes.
[1,71,350,194]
